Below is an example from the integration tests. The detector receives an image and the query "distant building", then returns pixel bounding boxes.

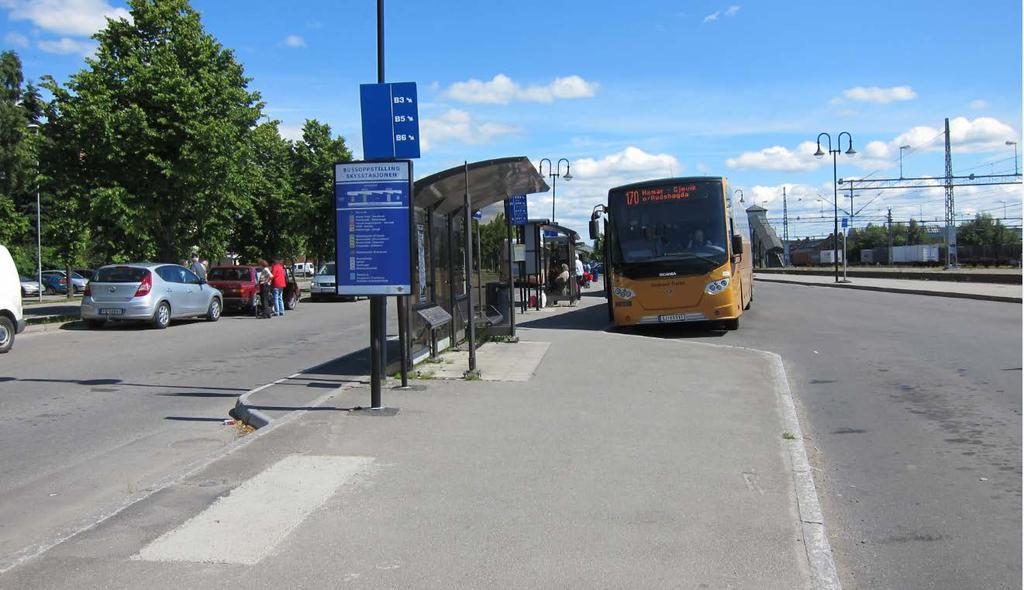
[745,205,784,267]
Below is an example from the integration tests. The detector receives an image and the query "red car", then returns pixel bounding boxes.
[206,265,300,313]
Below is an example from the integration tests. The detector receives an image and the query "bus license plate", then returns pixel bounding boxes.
[99,308,124,316]
[658,314,687,322]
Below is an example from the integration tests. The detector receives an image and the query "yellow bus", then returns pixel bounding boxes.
[591,176,752,329]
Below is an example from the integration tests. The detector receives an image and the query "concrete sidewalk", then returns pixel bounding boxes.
[756,272,1022,303]
[1,299,833,589]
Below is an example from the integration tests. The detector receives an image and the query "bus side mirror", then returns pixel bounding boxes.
[589,219,601,240]
[731,234,744,255]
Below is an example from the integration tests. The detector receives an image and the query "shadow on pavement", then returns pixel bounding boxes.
[163,416,228,422]
[517,302,612,332]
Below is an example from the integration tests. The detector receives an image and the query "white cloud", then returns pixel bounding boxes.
[969,99,988,110]
[37,37,95,56]
[0,0,130,37]
[278,123,304,142]
[528,146,683,235]
[3,31,29,47]
[727,117,1019,173]
[842,85,918,104]
[444,74,598,104]
[419,109,517,151]
[282,34,306,48]
[704,5,739,22]
[726,141,823,172]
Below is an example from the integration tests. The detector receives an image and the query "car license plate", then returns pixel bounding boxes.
[98,308,124,316]
[658,314,687,322]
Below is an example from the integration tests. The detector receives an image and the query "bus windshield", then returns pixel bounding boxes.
[609,181,727,271]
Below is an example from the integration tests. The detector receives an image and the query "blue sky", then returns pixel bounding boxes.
[3,0,1022,239]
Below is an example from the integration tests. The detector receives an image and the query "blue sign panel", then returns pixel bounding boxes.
[473,210,483,220]
[359,82,420,160]
[335,161,412,295]
[508,194,528,225]
[841,217,849,229]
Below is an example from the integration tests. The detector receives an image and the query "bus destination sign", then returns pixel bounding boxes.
[623,184,699,206]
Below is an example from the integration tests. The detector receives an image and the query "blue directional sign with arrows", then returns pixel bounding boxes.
[360,82,420,160]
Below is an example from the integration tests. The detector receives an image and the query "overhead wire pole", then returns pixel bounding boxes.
[782,186,789,266]
[943,117,957,268]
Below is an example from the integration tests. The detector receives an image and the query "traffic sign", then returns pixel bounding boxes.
[360,82,420,160]
[841,217,848,229]
[334,161,413,295]
[508,194,528,225]
[473,210,483,220]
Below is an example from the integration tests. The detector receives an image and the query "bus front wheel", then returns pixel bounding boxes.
[722,317,740,331]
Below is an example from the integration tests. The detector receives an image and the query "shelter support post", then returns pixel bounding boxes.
[463,162,478,375]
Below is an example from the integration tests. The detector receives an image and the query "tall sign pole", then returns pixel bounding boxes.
[340,0,420,408]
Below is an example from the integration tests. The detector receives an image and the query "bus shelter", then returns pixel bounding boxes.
[407,157,548,370]
[516,219,581,309]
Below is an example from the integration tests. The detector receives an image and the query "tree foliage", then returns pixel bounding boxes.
[0,50,37,272]
[290,119,352,264]
[42,0,263,263]
[958,213,1017,247]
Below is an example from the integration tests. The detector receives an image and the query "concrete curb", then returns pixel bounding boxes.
[756,276,1022,304]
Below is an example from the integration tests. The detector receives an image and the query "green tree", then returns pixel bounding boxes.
[42,0,263,263]
[958,213,1014,247]
[478,212,508,271]
[230,121,300,262]
[291,119,352,264]
[0,50,36,273]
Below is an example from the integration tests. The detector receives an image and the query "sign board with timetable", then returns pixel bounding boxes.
[360,82,420,160]
[507,194,528,225]
[334,161,412,295]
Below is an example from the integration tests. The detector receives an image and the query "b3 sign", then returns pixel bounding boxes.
[360,82,420,160]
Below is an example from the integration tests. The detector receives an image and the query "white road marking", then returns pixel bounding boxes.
[136,455,372,565]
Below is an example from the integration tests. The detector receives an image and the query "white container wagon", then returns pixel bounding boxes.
[891,244,939,264]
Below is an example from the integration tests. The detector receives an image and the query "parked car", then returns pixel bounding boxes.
[309,262,341,301]
[41,270,88,294]
[292,262,315,277]
[20,276,41,297]
[207,265,300,313]
[80,263,223,329]
[0,246,26,353]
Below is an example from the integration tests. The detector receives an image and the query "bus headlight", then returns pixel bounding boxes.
[705,277,730,295]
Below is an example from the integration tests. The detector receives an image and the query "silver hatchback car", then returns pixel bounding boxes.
[81,263,223,329]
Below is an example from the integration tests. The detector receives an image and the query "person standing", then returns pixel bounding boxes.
[271,259,286,317]
[189,254,207,281]
[257,259,274,319]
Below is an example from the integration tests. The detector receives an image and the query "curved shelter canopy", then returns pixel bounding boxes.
[414,156,549,215]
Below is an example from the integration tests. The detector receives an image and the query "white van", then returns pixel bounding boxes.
[292,262,315,277]
[0,245,26,353]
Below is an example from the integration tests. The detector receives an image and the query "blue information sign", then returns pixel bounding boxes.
[360,82,420,160]
[335,161,412,295]
[841,217,849,229]
[508,194,528,225]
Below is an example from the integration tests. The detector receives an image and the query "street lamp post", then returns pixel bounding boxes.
[734,188,744,204]
[814,131,856,283]
[27,123,42,303]
[899,144,911,179]
[538,158,572,223]
[1007,141,1018,176]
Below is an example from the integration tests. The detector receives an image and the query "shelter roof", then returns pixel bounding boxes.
[414,156,549,216]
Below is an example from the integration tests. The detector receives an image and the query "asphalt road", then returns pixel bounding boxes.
[642,281,1022,590]
[0,297,381,572]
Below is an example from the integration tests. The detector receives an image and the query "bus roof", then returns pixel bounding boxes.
[608,176,726,194]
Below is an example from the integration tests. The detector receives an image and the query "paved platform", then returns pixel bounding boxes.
[0,298,830,589]
[756,272,1022,303]
[424,340,550,381]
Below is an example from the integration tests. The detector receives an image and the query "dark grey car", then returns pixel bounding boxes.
[80,263,223,329]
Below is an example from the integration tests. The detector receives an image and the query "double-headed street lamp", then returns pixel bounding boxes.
[1007,140,1019,176]
[814,132,856,283]
[734,188,744,204]
[27,123,42,303]
[538,158,571,223]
